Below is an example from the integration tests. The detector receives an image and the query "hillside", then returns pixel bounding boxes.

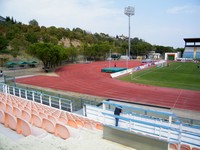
[0,16,182,69]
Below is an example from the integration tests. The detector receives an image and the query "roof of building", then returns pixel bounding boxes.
[184,38,200,42]
[0,16,6,22]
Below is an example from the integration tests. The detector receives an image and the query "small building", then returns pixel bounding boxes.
[148,51,161,59]
[165,52,181,61]
[0,16,6,23]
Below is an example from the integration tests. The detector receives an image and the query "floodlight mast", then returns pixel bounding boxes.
[124,6,134,58]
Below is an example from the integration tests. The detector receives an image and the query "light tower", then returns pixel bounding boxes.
[124,6,134,58]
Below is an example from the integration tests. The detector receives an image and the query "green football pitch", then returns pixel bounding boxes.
[118,62,200,91]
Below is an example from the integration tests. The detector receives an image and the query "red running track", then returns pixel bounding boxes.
[16,61,200,112]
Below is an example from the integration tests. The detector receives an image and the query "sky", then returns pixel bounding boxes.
[1,0,200,48]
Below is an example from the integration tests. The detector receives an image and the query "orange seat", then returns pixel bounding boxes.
[55,123,70,140]
[0,101,6,111]
[31,109,39,115]
[4,112,17,131]
[48,115,57,123]
[95,123,103,130]
[13,106,22,118]
[181,144,191,150]
[39,112,48,119]
[31,114,42,128]
[58,116,68,124]
[170,144,178,150]
[42,118,55,133]
[67,119,78,128]
[6,104,13,114]
[16,117,32,136]
[192,148,200,150]
[75,119,84,127]
[0,110,5,124]
[22,110,31,122]
[83,121,93,129]
[24,106,31,113]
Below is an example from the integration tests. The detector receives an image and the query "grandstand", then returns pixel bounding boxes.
[1,83,200,150]
[183,38,200,59]
[0,84,134,150]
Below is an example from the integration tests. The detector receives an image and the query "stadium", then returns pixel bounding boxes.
[1,43,200,150]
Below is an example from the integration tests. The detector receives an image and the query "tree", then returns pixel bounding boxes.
[9,35,29,58]
[28,43,66,70]
[0,35,8,52]
[29,19,39,26]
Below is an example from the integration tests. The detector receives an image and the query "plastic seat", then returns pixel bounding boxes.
[67,119,78,128]
[24,106,31,113]
[52,110,61,118]
[181,144,191,150]
[83,121,93,129]
[13,106,22,118]
[54,123,70,140]
[75,119,84,127]
[22,110,32,122]
[31,108,39,115]
[170,144,178,150]
[0,101,6,111]
[16,117,32,136]
[48,115,57,123]
[31,113,42,128]
[0,110,5,124]
[58,116,68,125]
[95,123,103,130]
[6,104,13,114]
[4,112,17,131]
[42,118,55,133]
[18,104,24,110]
[12,102,18,107]
[39,112,48,119]
[192,148,200,150]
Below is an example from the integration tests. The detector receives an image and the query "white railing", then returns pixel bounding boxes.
[84,101,200,148]
[0,83,73,112]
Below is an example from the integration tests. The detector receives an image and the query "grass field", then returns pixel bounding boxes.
[118,62,200,91]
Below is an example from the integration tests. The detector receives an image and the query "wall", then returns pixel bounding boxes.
[103,125,169,150]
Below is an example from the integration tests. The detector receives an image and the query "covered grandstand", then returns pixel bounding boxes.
[183,38,200,59]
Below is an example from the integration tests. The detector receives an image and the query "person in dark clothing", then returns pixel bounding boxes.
[114,106,122,127]
[0,70,3,77]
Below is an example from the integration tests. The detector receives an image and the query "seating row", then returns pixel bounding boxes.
[0,109,70,139]
[0,93,103,140]
[170,143,200,150]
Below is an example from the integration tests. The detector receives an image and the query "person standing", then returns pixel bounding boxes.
[0,70,3,77]
[114,106,122,127]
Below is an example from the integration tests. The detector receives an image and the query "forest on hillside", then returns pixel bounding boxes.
[0,16,184,69]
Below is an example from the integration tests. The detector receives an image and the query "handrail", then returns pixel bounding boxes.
[0,83,73,112]
[85,103,200,148]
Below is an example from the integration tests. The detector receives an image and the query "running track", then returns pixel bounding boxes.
[16,61,200,112]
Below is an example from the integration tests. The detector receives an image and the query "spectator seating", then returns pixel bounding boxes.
[42,118,56,134]
[181,144,191,150]
[0,93,103,140]
[0,109,5,123]
[55,123,70,139]
[16,117,32,136]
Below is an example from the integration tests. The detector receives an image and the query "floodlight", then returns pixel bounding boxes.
[124,6,135,58]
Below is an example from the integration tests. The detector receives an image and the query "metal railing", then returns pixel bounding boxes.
[0,83,73,112]
[84,101,200,149]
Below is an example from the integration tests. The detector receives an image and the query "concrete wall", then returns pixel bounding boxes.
[103,125,168,150]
